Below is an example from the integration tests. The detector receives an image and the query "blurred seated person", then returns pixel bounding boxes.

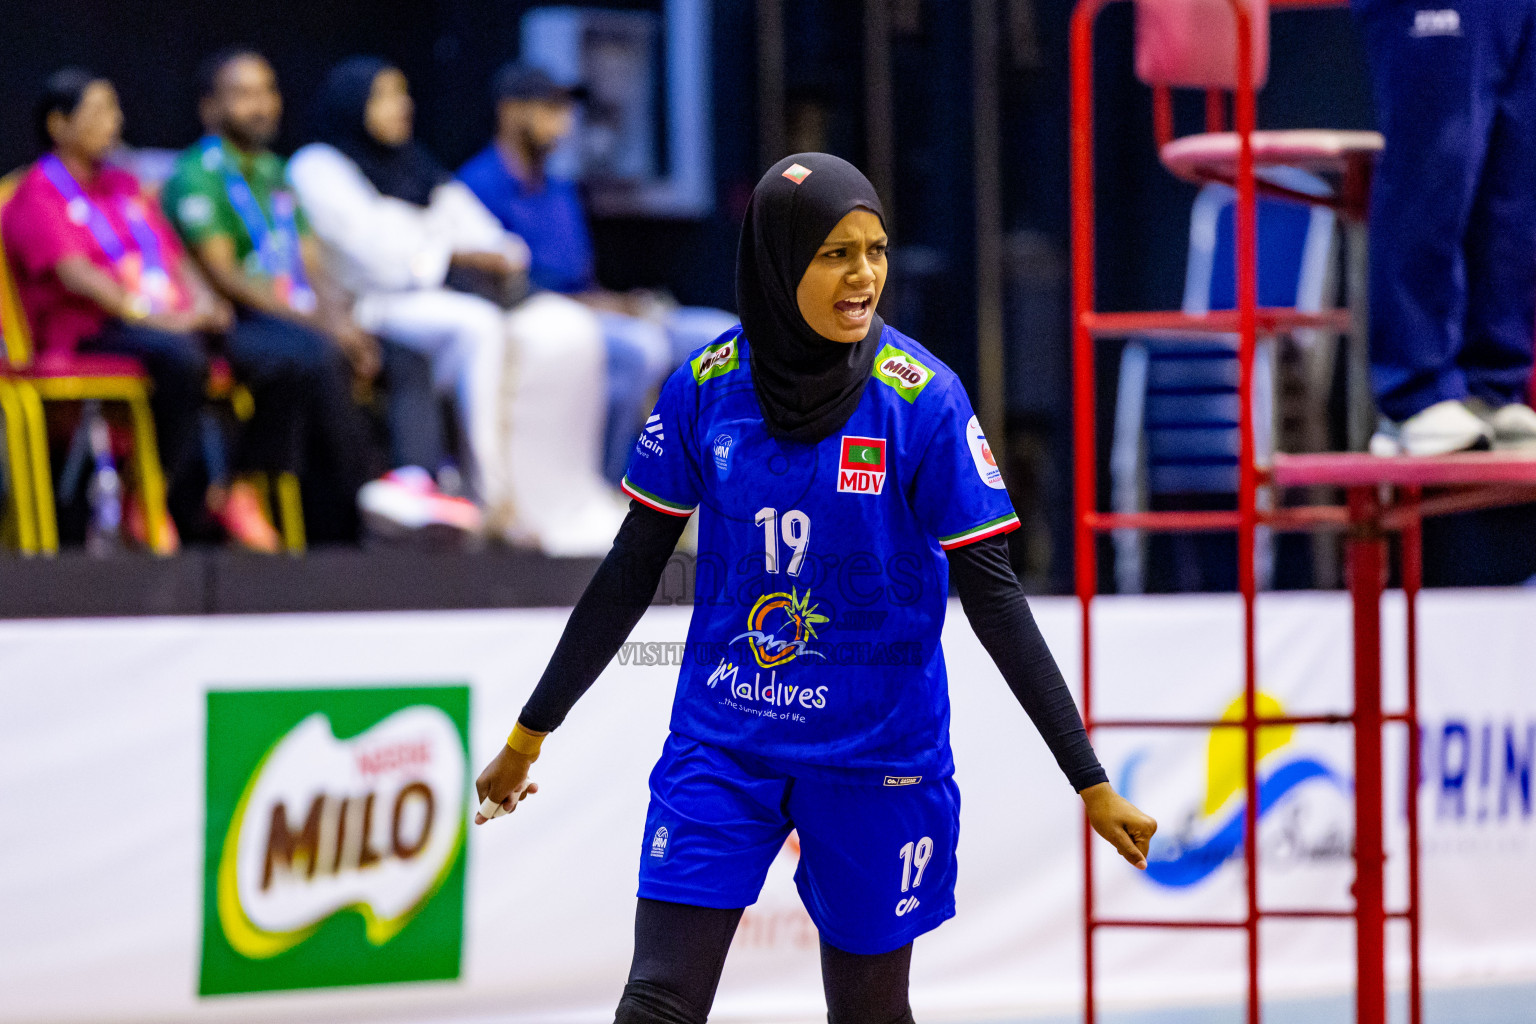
[458,63,737,483]
[289,57,625,555]
[161,48,479,541]
[0,68,341,552]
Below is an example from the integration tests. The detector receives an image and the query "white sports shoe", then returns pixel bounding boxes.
[358,467,485,545]
[1468,400,1536,451]
[1369,399,1492,457]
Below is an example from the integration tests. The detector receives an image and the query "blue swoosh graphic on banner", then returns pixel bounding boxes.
[1144,758,1346,888]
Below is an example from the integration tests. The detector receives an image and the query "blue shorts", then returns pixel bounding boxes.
[637,733,961,955]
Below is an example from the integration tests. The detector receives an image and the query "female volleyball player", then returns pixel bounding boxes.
[475,153,1156,1024]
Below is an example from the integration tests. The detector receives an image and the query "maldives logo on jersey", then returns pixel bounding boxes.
[731,587,830,668]
[838,436,887,495]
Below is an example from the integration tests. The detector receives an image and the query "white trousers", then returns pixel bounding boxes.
[353,288,626,556]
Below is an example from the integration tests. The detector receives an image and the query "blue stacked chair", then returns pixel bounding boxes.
[1111,168,1336,592]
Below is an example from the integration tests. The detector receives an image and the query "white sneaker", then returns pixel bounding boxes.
[359,467,485,545]
[1369,399,1492,457]
[1468,399,1536,451]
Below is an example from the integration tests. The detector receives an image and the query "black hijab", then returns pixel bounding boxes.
[315,57,449,207]
[737,153,887,444]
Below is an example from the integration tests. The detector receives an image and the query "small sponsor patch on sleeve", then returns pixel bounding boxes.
[965,415,1005,489]
[883,775,922,787]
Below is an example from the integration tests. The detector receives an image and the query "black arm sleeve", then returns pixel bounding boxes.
[517,501,690,733]
[949,534,1108,793]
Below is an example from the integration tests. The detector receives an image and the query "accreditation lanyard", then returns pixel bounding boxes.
[200,136,316,314]
[40,153,177,312]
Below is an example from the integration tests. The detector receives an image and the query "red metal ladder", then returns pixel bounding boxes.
[1067,2,1536,1022]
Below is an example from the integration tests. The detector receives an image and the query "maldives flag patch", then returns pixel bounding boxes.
[837,436,887,495]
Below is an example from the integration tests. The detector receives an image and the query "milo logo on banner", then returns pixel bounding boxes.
[200,686,469,996]
[871,343,934,402]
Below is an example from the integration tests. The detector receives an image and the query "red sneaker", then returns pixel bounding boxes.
[211,480,283,554]
[358,466,484,545]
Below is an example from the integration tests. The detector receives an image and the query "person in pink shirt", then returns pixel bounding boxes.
[2,69,377,551]
[2,70,236,550]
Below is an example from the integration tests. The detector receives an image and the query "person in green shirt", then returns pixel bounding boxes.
[161,50,368,361]
[163,47,478,544]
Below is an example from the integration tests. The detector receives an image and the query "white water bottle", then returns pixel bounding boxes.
[85,411,122,556]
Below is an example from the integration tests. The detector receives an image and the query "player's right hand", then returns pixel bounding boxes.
[1080,781,1157,870]
[474,744,539,824]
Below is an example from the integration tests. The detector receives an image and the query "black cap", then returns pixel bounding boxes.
[492,62,587,104]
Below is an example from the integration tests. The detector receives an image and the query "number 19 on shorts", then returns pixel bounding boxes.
[896,836,933,916]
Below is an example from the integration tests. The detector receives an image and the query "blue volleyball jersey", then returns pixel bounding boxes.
[621,327,1019,783]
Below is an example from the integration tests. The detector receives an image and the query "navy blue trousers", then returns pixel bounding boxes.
[379,339,445,473]
[1356,0,1536,420]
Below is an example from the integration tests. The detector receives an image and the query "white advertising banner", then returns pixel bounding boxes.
[0,591,1532,1024]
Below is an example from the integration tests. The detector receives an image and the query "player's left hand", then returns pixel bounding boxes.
[1080,782,1157,870]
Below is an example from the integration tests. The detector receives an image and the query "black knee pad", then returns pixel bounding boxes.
[613,979,709,1024]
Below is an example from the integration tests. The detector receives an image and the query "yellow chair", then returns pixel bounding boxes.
[0,170,172,555]
[0,374,40,553]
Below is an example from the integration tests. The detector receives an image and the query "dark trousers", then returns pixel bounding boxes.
[1357,0,1536,420]
[81,321,208,532]
[227,311,378,543]
[222,311,316,478]
[379,339,445,472]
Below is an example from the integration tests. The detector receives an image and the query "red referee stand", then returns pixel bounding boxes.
[1067,2,1536,1023]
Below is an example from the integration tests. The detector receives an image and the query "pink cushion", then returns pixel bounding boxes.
[1135,0,1270,90]
[1161,129,1385,179]
[27,350,147,379]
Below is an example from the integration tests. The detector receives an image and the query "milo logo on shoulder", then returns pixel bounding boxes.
[872,343,934,402]
[691,335,741,384]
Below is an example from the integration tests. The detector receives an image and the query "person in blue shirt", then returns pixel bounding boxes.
[474,154,1154,1024]
[458,63,737,483]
